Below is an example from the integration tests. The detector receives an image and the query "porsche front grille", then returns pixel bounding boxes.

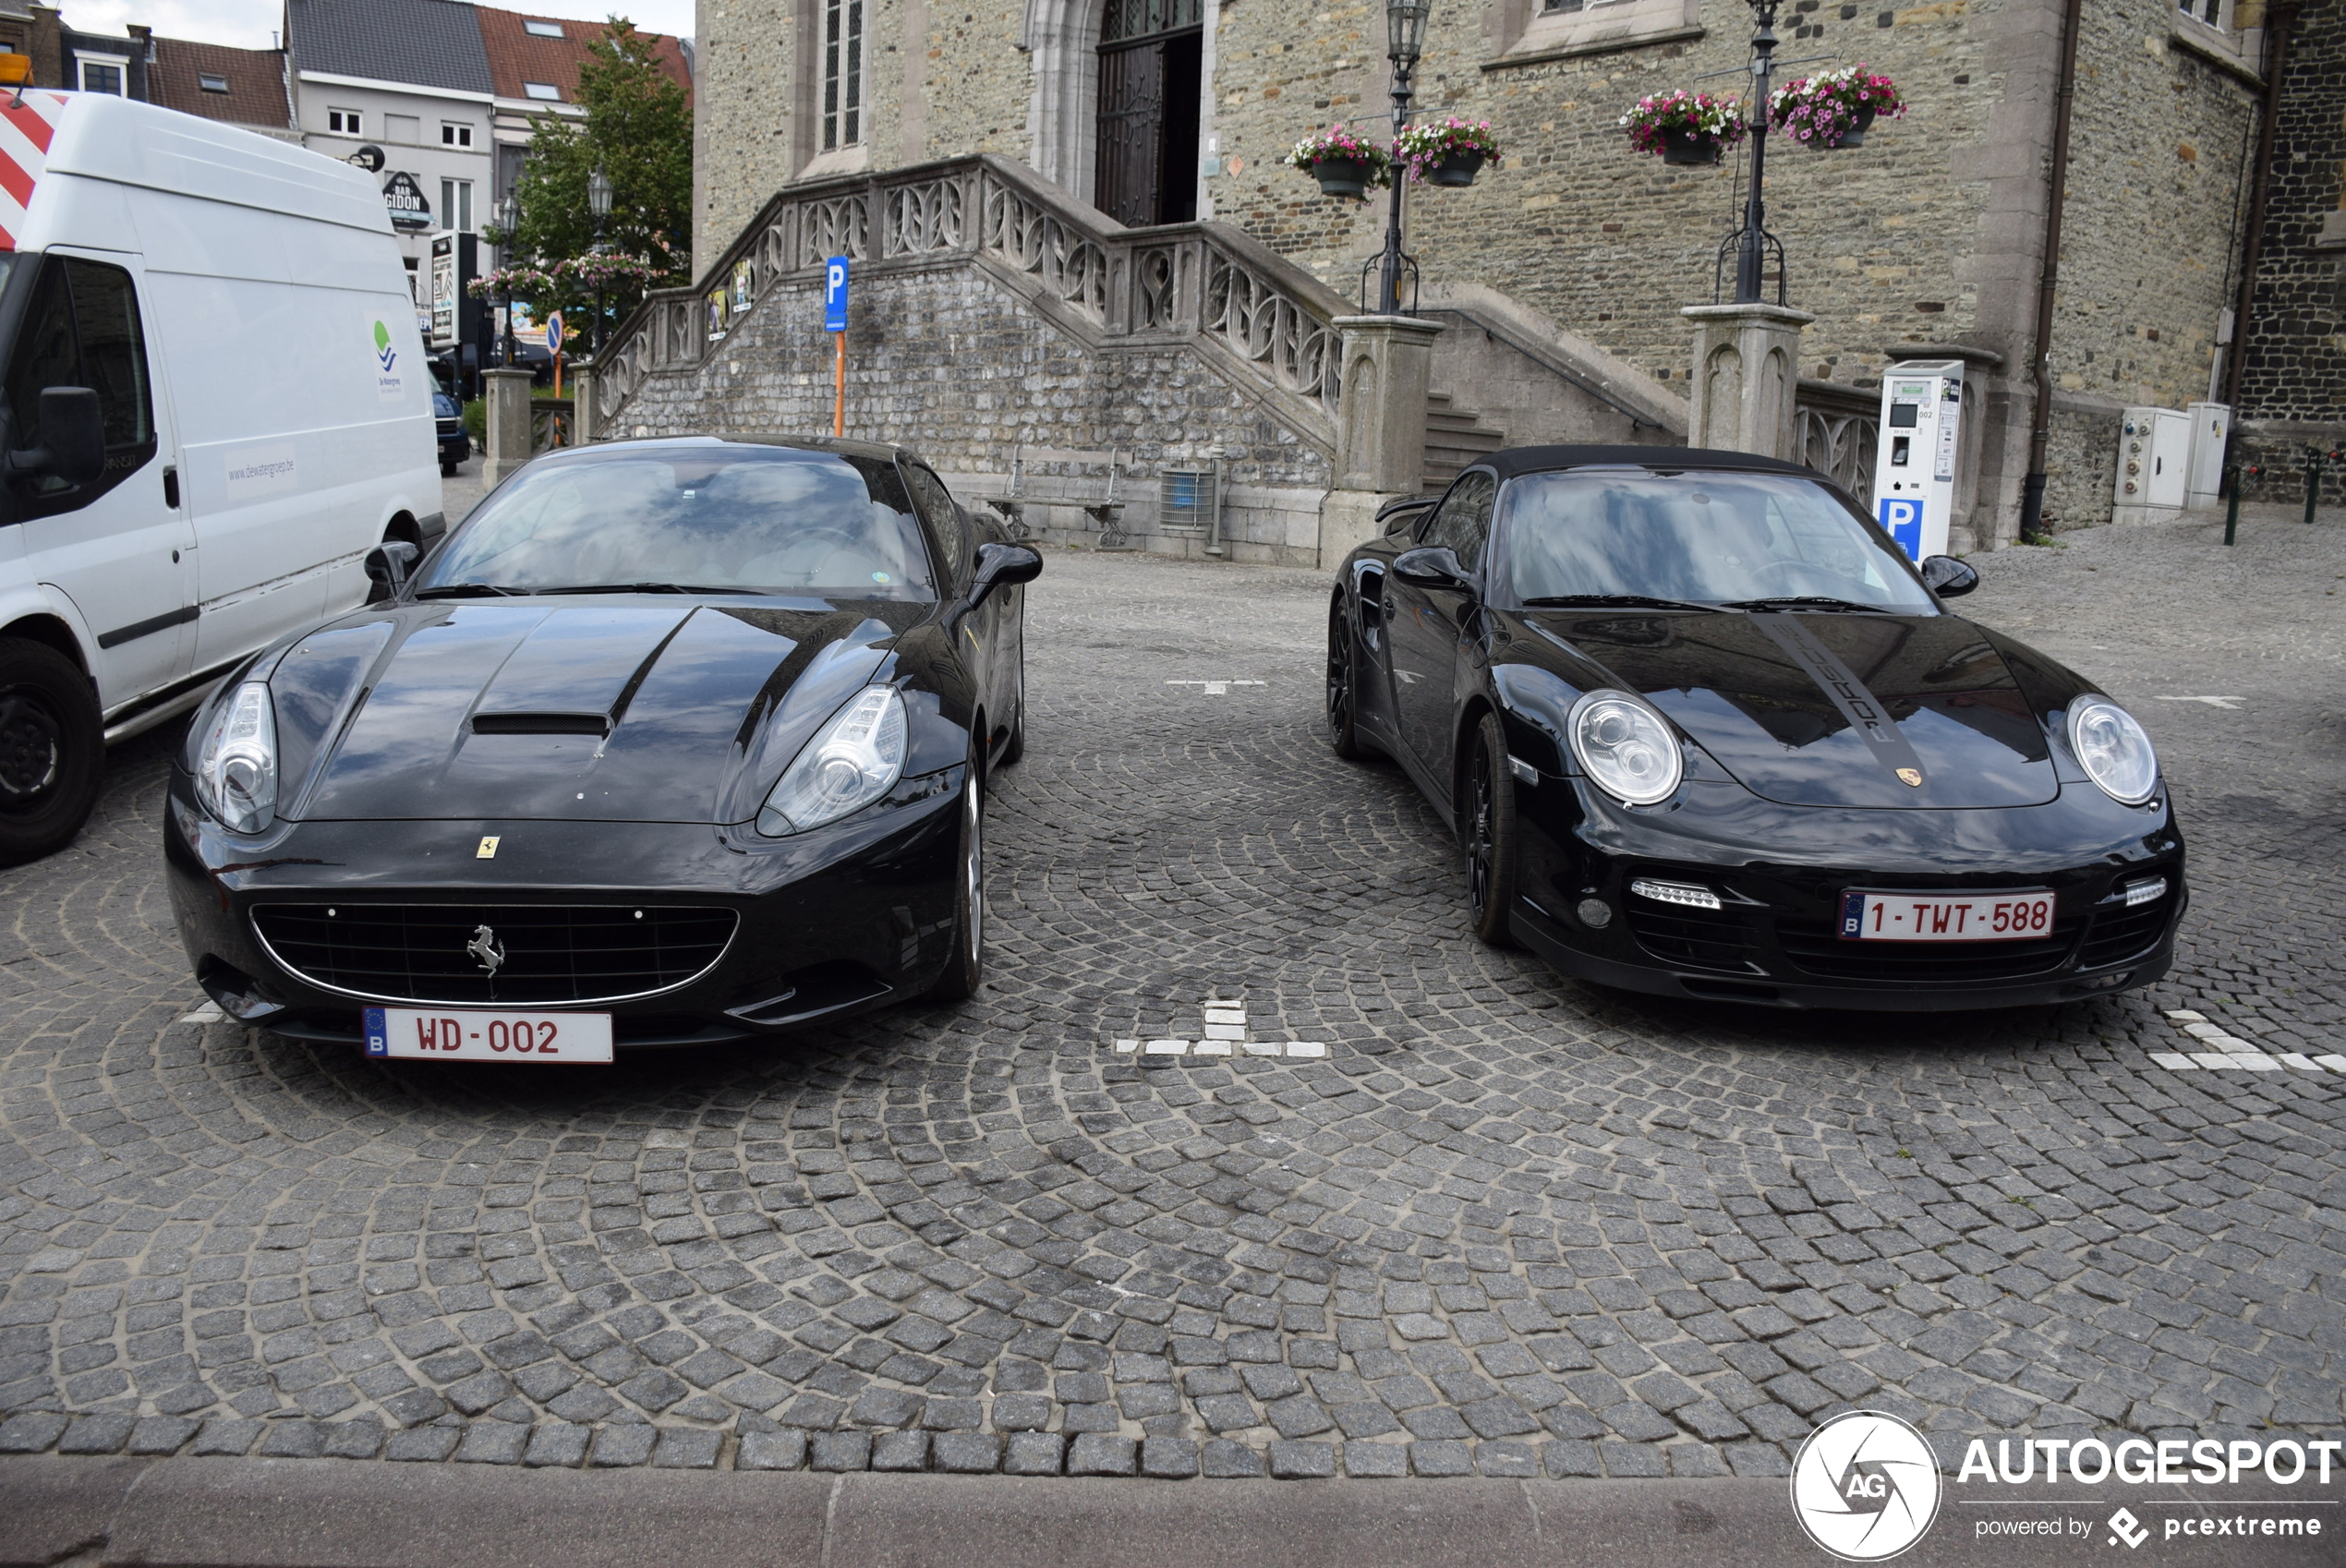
[249,903,738,1006]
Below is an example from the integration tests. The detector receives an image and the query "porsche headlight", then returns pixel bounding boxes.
[196,681,278,833]
[1568,688,1682,807]
[2067,696,2158,805]
[758,685,908,836]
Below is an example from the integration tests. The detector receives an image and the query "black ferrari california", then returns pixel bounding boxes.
[166,436,1040,1060]
[1328,447,2183,1010]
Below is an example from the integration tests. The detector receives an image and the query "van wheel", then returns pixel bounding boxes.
[440,461,457,476]
[0,639,103,867]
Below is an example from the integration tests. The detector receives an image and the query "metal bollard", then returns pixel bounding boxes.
[2224,466,2242,547]
[2307,450,2322,526]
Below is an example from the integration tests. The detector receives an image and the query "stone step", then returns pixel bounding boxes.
[1423,389,1506,495]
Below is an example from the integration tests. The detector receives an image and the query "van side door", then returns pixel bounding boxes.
[1,250,195,714]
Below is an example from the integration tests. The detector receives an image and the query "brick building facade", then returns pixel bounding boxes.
[686,0,2314,547]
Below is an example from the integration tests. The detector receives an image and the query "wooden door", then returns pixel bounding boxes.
[1094,40,1164,229]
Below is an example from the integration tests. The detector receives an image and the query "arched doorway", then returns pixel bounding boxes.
[1094,0,1201,227]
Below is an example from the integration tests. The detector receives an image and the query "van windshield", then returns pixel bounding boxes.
[416,445,938,599]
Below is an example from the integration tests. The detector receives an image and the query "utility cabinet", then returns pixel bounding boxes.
[2113,407,2190,525]
[2183,401,2231,510]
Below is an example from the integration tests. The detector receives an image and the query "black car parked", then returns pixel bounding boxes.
[1327,447,2183,1011]
[433,388,470,475]
[167,436,1040,1058]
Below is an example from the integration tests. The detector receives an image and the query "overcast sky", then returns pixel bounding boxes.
[64,0,696,51]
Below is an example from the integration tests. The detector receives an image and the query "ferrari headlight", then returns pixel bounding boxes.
[1568,689,1682,807]
[758,685,907,836]
[2068,696,2158,805]
[196,681,278,833]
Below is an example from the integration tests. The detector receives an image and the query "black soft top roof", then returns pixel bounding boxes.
[1479,445,1818,482]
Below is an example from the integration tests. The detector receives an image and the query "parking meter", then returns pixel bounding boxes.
[1870,360,1966,562]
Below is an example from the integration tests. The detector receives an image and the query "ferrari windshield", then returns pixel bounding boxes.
[1503,469,1935,612]
[418,444,937,598]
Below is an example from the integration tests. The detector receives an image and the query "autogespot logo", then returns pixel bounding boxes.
[1790,1410,1945,1562]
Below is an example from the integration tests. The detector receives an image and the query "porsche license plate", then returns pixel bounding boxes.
[1839,891,2056,943]
[363,1007,614,1064]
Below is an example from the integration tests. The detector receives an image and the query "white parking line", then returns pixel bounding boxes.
[1166,680,1266,696]
[1112,995,1328,1059]
[177,1002,224,1025]
[2150,1010,2342,1074]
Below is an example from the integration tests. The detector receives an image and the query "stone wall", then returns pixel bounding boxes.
[609,252,1336,565]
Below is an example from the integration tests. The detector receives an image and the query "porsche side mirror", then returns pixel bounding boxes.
[1920,555,1978,598]
[5,387,105,487]
[970,541,1042,608]
[1393,545,1471,592]
[364,540,419,603]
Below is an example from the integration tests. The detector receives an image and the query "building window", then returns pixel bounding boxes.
[328,106,360,134]
[199,71,229,92]
[822,0,865,150]
[522,81,562,101]
[522,18,565,36]
[2178,0,2224,25]
[441,122,473,147]
[79,60,124,94]
[441,178,473,233]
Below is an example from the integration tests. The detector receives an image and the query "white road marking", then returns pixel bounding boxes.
[177,1003,224,1024]
[1114,1039,1141,1053]
[1167,680,1266,696]
[2151,695,2245,708]
[2156,1009,2340,1073]
[1144,1039,1189,1055]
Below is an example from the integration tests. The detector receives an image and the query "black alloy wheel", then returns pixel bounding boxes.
[1464,711,1520,947]
[924,752,986,1001]
[1326,600,1364,759]
[0,639,103,868]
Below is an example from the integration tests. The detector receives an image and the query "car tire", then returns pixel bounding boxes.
[0,638,104,868]
[998,645,1025,766]
[441,460,457,476]
[923,753,986,1001]
[1464,711,1520,948]
[1326,598,1366,760]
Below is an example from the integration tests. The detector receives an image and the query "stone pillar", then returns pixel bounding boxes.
[1319,313,1444,565]
[1680,302,1817,461]
[482,368,536,486]
[571,359,599,447]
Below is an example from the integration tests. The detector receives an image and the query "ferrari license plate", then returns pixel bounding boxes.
[1839,890,2056,943]
[363,1007,614,1064]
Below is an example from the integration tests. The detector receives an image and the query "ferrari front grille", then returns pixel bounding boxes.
[249,903,738,1006]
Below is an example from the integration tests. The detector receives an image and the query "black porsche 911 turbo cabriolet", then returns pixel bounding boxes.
[1328,446,2184,1011]
[166,435,1040,1060]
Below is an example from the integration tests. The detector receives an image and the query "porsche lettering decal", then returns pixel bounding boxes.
[1747,616,1930,790]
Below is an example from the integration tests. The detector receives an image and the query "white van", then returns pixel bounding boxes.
[0,91,439,864]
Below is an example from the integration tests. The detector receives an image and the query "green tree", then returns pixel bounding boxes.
[501,17,693,340]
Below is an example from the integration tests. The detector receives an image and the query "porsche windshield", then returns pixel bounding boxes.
[1503,469,1936,612]
[419,446,938,598]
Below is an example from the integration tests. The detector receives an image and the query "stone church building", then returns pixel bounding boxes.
[585,0,2338,565]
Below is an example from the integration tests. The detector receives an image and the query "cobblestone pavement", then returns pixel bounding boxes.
[2,507,2341,1480]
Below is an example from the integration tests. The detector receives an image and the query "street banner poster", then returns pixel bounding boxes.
[707,285,729,340]
[731,259,752,315]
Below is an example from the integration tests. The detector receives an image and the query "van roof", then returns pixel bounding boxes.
[4,91,391,249]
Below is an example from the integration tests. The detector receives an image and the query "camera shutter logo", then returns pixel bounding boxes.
[1789,1410,1943,1562]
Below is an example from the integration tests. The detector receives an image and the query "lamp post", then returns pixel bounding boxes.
[586,164,613,358]
[494,194,519,368]
[1373,0,1430,317]
[1731,0,1780,305]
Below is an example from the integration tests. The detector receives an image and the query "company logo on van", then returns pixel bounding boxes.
[372,320,405,404]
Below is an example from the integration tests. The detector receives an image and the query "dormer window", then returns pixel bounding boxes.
[523,18,565,36]
[523,81,562,101]
[199,71,229,92]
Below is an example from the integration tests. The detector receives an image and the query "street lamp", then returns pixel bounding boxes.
[586,164,613,358]
[494,193,519,368]
[1372,0,1431,317]
[1726,0,1784,305]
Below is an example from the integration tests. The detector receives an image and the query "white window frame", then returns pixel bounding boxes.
[2177,0,2226,30]
[522,18,565,36]
[1498,0,1699,64]
[199,71,229,93]
[821,0,865,151]
[328,105,361,135]
[76,54,128,94]
[441,121,474,147]
[441,177,474,234]
[522,81,562,101]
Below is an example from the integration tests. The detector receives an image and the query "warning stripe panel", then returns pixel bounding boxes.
[0,91,64,253]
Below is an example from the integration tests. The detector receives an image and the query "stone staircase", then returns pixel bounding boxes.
[1422,390,1506,495]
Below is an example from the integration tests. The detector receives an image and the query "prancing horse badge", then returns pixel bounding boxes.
[1895,768,1923,788]
[477,836,501,858]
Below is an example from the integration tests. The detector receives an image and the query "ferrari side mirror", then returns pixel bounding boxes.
[1393,545,1471,592]
[971,541,1042,608]
[365,540,419,603]
[1920,555,1978,598]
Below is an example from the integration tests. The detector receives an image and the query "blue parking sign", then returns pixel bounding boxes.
[1877,497,1923,561]
[824,256,849,332]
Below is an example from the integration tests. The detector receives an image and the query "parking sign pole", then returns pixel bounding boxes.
[825,256,849,439]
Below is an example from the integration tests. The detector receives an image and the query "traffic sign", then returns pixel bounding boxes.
[824,256,849,332]
[544,311,563,354]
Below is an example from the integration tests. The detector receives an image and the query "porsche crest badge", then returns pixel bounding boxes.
[1895,768,1923,788]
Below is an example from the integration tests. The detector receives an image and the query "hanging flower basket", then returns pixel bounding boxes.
[1771,66,1906,150]
[552,253,665,294]
[1394,118,1504,187]
[466,265,558,300]
[1620,90,1747,164]
[1283,126,1393,199]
